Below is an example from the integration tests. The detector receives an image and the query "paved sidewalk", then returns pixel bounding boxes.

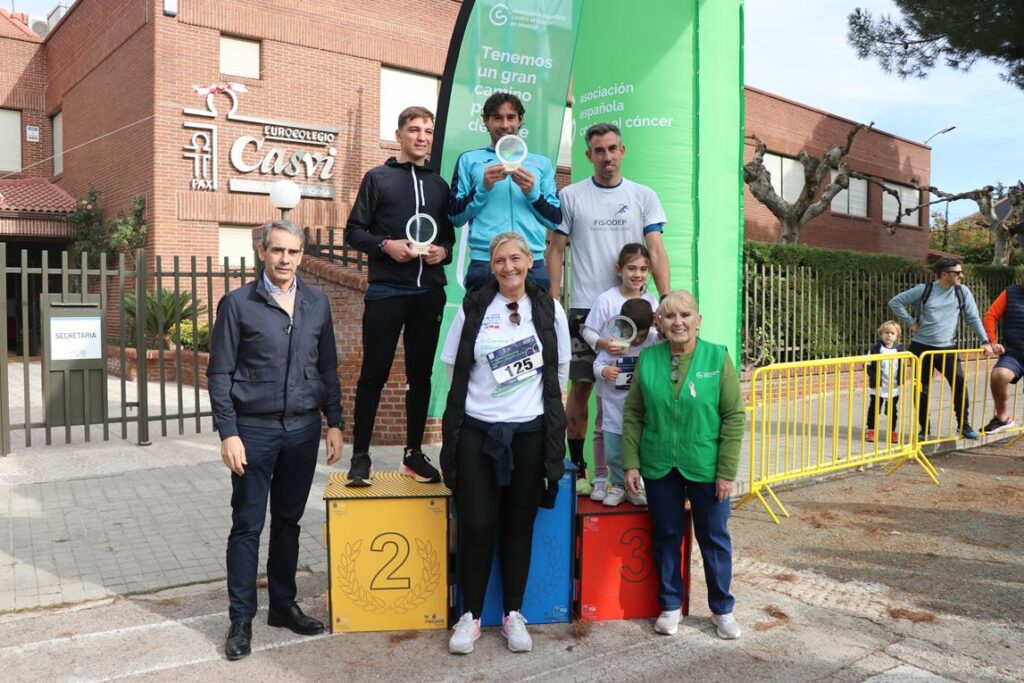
[0,431,413,612]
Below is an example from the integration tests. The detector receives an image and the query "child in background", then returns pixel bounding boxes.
[865,320,904,443]
[592,298,658,506]
[581,244,659,501]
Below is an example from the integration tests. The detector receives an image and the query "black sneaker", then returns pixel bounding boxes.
[346,452,373,487]
[983,416,1015,435]
[401,449,441,483]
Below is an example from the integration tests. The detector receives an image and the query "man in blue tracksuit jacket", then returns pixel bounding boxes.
[449,92,561,290]
[208,220,343,660]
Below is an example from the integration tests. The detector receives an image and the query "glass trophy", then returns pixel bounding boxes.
[405,213,438,255]
[495,134,528,173]
[604,315,638,352]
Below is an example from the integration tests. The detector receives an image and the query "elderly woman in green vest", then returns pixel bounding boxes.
[622,289,745,639]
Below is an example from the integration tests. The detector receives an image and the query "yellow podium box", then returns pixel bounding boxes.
[323,471,451,633]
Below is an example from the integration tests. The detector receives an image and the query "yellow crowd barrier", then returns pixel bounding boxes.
[736,352,928,524]
[887,348,1024,473]
[737,348,1024,524]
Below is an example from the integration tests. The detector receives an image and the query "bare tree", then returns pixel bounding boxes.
[743,123,871,244]
[885,182,1024,265]
[745,121,1024,263]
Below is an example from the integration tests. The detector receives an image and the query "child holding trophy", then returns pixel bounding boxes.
[581,243,659,504]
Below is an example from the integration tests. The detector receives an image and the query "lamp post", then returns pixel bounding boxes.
[923,126,956,243]
[923,125,955,146]
[269,179,301,220]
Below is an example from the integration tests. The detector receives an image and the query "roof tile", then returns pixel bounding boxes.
[0,178,77,214]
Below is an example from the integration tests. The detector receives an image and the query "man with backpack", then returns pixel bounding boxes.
[889,257,994,440]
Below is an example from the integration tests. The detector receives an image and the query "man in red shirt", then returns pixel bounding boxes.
[981,283,1024,433]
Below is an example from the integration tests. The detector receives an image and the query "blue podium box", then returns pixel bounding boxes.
[455,463,577,626]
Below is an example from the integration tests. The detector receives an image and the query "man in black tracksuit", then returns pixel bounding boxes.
[344,106,455,486]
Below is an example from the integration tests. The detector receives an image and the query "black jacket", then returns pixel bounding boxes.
[207,275,342,439]
[439,279,567,492]
[344,157,455,289]
[865,340,904,388]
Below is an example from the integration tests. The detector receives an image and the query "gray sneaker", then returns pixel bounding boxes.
[711,612,741,639]
[654,609,681,635]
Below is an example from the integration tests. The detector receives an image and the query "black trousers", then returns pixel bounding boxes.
[455,424,545,617]
[866,395,900,430]
[226,421,320,622]
[910,341,969,432]
[352,289,445,454]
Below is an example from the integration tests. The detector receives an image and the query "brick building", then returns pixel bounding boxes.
[1,2,933,442]
[1,0,463,444]
[744,86,931,258]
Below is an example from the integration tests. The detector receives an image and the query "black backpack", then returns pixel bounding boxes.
[919,281,965,315]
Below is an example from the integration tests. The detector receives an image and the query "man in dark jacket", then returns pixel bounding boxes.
[208,219,344,660]
[343,106,455,486]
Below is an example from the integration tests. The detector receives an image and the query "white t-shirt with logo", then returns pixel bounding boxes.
[583,287,659,345]
[557,177,667,309]
[441,294,571,423]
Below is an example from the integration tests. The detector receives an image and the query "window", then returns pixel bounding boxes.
[219,225,257,266]
[762,152,805,203]
[52,112,63,176]
[0,109,22,172]
[829,170,867,217]
[379,67,439,140]
[557,106,572,167]
[882,182,920,226]
[219,36,260,79]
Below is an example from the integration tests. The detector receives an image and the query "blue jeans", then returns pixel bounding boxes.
[465,258,550,292]
[226,420,320,622]
[644,468,735,615]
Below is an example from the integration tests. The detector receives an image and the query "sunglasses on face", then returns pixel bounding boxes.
[946,270,964,277]
[507,301,521,326]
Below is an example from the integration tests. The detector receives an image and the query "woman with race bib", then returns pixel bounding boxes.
[439,232,570,655]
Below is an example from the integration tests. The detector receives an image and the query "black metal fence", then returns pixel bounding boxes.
[741,261,1016,368]
[304,227,366,270]
[0,245,258,455]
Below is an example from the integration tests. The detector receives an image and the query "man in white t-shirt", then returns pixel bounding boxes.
[545,122,670,492]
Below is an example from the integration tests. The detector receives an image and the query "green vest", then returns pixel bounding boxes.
[635,338,726,482]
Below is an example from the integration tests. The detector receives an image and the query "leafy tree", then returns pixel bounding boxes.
[69,189,148,268]
[848,2,1024,91]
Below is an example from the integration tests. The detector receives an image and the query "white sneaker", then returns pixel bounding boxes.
[654,608,681,635]
[602,485,626,507]
[501,610,532,652]
[625,488,648,506]
[711,612,741,640]
[449,612,480,654]
[589,477,608,501]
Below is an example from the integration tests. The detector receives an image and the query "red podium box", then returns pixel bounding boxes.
[575,497,693,622]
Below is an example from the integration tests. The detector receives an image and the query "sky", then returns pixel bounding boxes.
[744,0,1024,221]
[9,0,1022,221]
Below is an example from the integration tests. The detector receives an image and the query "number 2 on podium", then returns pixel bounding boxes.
[370,532,411,590]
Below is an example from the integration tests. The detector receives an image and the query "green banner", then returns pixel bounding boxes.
[428,0,742,420]
[430,0,582,415]
[570,0,744,358]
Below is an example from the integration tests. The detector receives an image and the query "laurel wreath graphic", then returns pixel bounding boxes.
[337,539,441,614]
